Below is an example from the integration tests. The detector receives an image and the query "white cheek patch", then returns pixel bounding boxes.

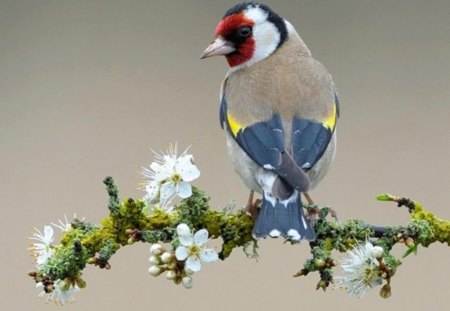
[252,22,280,62]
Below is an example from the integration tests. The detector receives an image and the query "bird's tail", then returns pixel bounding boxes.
[252,192,315,241]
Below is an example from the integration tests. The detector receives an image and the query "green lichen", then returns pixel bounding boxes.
[40,239,89,281]
[412,203,450,246]
[383,253,402,275]
[175,187,210,228]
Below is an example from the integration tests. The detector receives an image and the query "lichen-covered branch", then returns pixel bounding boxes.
[28,177,450,303]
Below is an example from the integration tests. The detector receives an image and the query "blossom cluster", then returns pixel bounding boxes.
[148,224,219,288]
[147,223,219,289]
[29,145,209,304]
[29,215,81,305]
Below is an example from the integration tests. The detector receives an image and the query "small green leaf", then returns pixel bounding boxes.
[376,194,395,201]
[402,244,418,258]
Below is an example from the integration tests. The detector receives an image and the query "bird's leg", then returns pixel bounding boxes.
[304,192,315,205]
[303,192,339,222]
[244,191,260,220]
[303,192,319,222]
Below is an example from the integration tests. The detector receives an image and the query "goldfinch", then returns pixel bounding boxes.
[201,2,339,241]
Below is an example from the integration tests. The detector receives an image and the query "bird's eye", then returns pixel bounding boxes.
[238,26,252,38]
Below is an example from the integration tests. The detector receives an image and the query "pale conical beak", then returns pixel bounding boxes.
[200,37,236,59]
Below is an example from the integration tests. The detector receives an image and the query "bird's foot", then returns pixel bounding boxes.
[303,192,318,223]
[303,192,339,222]
[244,191,260,220]
[328,207,339,222]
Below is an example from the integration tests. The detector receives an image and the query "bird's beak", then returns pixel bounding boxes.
[200,37,236,59]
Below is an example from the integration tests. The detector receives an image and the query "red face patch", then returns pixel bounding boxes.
[214,13,255,67]
[215,13,253,37]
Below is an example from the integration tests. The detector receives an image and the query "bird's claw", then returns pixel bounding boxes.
[244,191,260,220]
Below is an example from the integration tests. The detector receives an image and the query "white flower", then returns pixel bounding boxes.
[335,241,384,297]
[142,145,200,206]
[36,280,79,305]
[175,223,218,272]
[51,214,77,232]
[29,226,55,267]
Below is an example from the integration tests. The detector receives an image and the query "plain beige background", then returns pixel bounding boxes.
[1,0,450,310]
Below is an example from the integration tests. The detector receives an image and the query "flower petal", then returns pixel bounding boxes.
[193,229,209,246]
[177,223,191,236]
[175,246,189,261]
[176,182,192,199]
[186,256,201,272]
[177,224,193,246]
[160,182,176,202]
[176,155,200,182]
[144,181,160,203]
[364,242,374,255]
[43,226,54,244]
[200,248,218,263]
[149,162,170,181]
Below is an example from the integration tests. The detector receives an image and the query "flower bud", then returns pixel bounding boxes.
[314,259,325,268]
[161,252,174,263]
[405,237,415,248]
[316,280,328,291]
[372,246,384,259]
[167,261,177,270]
[174,277,182,285]
[166,270,177,280]
[125,228,135,235]
[148,265,162,277]
[380,284,392,299]
[28,271,37,278]
[45,283,54,293]
[150,244,164,256]
[149,255,161,265]
[76,278,87,289]
[184,267,195,276]
[59,280,71,291]
[182,276,193,289]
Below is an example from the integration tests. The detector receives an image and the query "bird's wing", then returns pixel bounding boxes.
[291,92,339,171]
[220,80,310,193]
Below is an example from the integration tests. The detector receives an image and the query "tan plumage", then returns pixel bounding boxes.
[223,25,337,191]
[202,2,338,241]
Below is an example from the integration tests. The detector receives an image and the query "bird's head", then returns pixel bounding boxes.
[201,2,288,70]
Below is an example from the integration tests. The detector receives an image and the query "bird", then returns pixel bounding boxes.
[201,2,339,241]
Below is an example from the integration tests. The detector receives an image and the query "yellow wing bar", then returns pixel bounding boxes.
[227,113,244,137]
[323,102,337,131]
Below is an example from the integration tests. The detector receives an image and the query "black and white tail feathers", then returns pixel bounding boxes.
[252,192,315,241]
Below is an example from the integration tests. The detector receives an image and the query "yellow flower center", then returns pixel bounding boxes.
[188,245,201,257]
[171,174,182,183]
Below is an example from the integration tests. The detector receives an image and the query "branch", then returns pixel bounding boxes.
[28,177,450,303]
